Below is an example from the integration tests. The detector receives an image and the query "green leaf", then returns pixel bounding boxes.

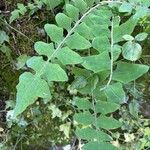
[113,62,149,84]
[91,25,110,37]
[55,13,72,30]
[57,47,83,65]
[133,6,149,19]
[65,4,79,21]
[84,0,95,7]
[113,45,121,61]
[0,44,11,60]
[114,18,137,43]
[129,100,139,118]
[95,101,120,114]
[42,0,62,9]
[9,10,20,23]
[97,115,122,129]
[13,72,51,116]
[83,141,119,150]
[73,0,87,13]
[48,104,62,118]
[66,33,91,50]
[34,41,55,59]
[122,41,142,61]
[105,83,126,104]
[73,97,92,110]
[70,76,87,90]
[119,2,133,13]
[76,127,112,141]
[122,35,134,41]
[135,32,148,41]
[16,54,31,70]
[59,122,71,138]
[0,31,9,44]
[27,56,68,82]
[44,24,63,43]
[17,3,27,15]
[82,52,110,73]
[74,112,94,125]
[92,36,110,52]
[75,22,92,40]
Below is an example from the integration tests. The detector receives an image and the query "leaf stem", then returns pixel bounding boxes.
[100,16,114,91]
[48,1,122,61]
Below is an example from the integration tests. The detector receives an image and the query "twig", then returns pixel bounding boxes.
[0,18,34,43]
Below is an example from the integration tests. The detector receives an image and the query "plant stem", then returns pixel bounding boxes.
[100,16,114,91]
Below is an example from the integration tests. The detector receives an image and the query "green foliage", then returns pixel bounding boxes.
[0,30,9,44]
[6,0,150,149]
[10,3,27,23]
[9,0,64,23]
[113,62,149,83]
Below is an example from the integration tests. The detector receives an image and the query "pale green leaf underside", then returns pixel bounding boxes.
[14,72,51,116]
[113,62,149,83]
